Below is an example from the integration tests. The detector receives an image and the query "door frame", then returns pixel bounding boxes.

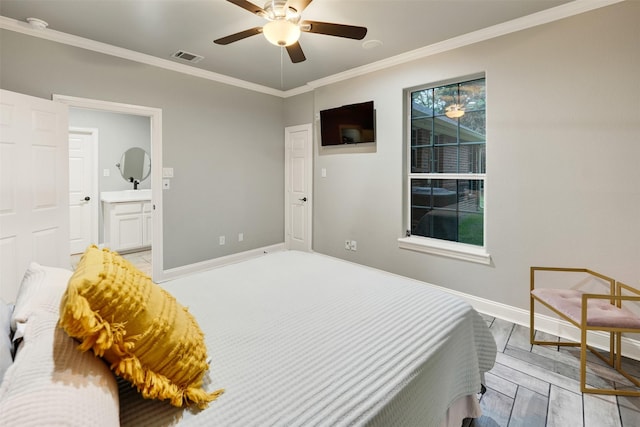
[68,127,99,253]
[284,123,313,252]
[52,95,164,281]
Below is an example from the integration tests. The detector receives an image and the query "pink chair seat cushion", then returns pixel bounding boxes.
[531,288,640,328]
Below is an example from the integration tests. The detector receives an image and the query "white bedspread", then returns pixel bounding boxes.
[119,251,496,426]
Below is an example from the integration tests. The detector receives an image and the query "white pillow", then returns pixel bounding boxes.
[11,262,72,332]
[0,310,119,426]
[0,301,13,383]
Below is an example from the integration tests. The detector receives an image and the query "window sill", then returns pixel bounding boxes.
[397,236,491,265]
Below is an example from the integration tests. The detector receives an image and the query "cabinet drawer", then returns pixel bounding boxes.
[113,202,143,215]
[143,202,152,213]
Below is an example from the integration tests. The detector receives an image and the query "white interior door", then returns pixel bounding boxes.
[0,89,69,302]
[68,128,98,254]
[285,123,312,252]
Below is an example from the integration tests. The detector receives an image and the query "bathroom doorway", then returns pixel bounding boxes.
[67,109,151,250]
[54,95,164,281]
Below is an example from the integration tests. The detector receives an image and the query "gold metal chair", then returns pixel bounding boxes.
[530,266,640,396]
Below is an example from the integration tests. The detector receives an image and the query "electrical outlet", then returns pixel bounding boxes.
[344,240,358,251]
[162,179,170,190]
[219,236,225,245]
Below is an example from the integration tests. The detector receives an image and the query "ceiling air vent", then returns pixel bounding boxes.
[171,50,204,63]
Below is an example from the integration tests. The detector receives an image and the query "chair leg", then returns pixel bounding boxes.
[530,295,535,345]
[608,331,615,366]
[580,324,588,393]
[615,331,622,371]
[580,332,640,396]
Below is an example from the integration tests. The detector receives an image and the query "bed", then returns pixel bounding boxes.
[1,249,496,427]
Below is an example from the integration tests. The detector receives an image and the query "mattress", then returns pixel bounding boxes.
[119,250,496,426]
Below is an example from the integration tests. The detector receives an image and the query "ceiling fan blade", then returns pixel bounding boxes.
[226,0,267,17]
[286,42,306,63]
[214,27,263,45]
[301,20,367,40]
[287,0,313,14]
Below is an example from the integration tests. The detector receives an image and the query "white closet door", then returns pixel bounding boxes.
[285,123,312,252]
[0,89,69,302]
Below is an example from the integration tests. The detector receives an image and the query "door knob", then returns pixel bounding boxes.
[83,196,91,201]
[299,197,307,202]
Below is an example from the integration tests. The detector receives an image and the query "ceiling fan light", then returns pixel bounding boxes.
[263,20,300,47]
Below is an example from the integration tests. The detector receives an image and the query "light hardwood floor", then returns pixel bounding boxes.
[476,314,640,427]
[70,249,152,275]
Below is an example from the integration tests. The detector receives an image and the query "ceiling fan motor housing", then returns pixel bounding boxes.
[263,0,300,22]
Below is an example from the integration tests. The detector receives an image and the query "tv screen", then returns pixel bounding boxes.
[320,101,375,146]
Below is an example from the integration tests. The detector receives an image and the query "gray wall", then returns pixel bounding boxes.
[284,91,314,128]
[284,1,640,311]
[0,29,285,270]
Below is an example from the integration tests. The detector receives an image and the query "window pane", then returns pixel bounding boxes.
[458,212,484,245]
[411,114,433,173]
[459,143,485,174]
[411,179,484,245]
[411,144,434,173]
[433,116,458,145]
[433,84,458,116]
[411,117,433,142]
[433,145,458,173]
[411,179,458,240]
[460,79,485,113]
[459,110,485,143]
[412,88,433,111]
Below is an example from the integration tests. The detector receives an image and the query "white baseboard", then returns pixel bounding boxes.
[159,243,286,281]
[423,283,640,362]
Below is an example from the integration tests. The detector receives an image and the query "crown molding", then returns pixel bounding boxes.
[305,0,624,90]
[0,15,283,97]
[0,0,623,98]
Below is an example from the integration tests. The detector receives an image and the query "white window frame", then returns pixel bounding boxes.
[398,75,491,265]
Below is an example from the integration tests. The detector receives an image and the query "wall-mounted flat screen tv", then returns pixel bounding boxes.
[320,101,375,146]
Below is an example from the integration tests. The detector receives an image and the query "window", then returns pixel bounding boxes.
[401,76,488,263]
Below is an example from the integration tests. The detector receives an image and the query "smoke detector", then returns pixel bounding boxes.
[26,17,48,30]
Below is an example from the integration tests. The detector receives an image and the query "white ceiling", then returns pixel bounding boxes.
[1,0,580,92]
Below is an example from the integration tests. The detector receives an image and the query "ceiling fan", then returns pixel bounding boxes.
[214,0,368,63]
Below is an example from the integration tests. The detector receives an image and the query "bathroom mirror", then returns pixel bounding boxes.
[117,147,151,183]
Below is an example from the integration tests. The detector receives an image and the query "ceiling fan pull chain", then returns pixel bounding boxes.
[280,46,284,89]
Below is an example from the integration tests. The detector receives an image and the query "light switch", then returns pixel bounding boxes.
[162,179,170,190]
[103,169,110,177]
[321,168,327,178]
[162,167,174,178]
